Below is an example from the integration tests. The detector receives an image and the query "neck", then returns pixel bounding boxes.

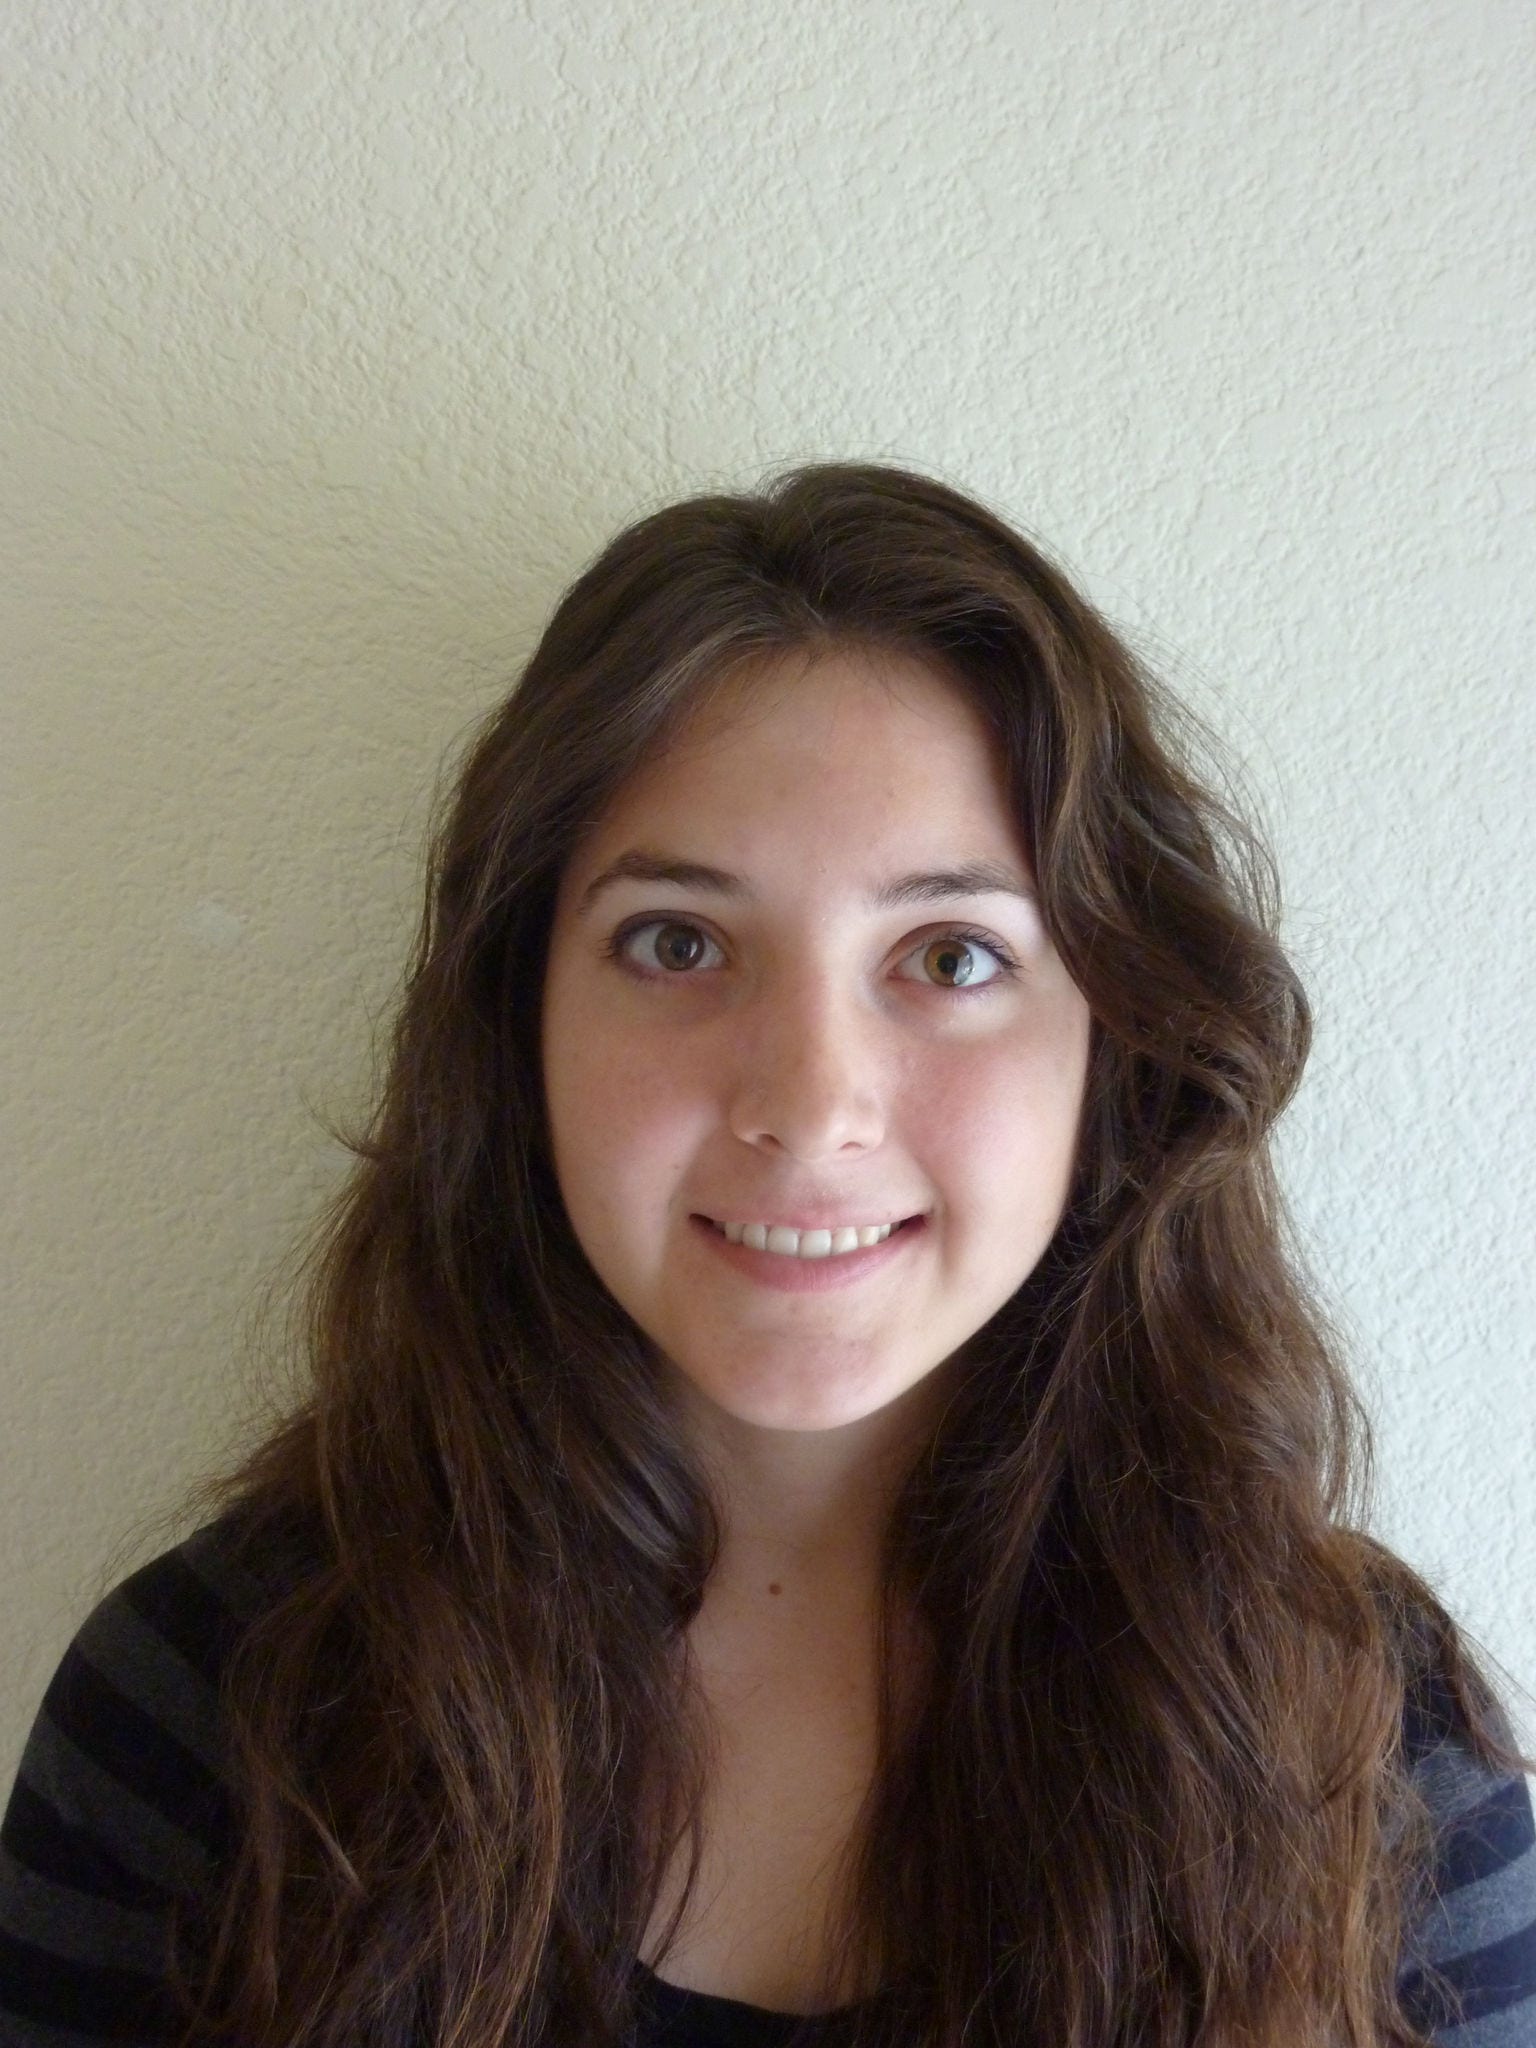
[675,1366,957,1609]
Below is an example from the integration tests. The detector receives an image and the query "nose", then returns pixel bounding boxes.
[726,970,886,1161]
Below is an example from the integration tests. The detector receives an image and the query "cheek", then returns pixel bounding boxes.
[907,1023,1088,1213]
[544,1007,704,1215]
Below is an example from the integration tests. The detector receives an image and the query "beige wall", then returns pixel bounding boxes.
[5,0,1533,1770]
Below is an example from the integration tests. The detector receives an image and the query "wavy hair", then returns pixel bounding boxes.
[183,462,1523,2046]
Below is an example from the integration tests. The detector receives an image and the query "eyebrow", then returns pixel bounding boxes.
[575,849,1037,916]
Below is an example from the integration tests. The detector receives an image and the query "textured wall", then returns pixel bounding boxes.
[4,0,1533,1773]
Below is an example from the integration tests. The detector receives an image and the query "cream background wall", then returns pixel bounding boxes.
[4,0,1533,1775]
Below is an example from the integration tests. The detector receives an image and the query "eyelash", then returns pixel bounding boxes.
[603,918,1022,992]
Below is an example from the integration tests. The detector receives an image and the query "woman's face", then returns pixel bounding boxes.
[540,645,1092,1435]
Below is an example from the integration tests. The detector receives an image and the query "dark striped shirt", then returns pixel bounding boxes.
[2,1521,1534,2044]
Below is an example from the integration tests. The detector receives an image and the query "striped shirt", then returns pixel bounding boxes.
[2,1519,1534,2045]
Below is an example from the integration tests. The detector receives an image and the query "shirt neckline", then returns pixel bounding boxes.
[631,1956,866,2031]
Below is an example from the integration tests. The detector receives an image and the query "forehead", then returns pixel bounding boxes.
[568,645,1020,872]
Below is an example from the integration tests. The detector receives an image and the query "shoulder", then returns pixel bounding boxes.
[1398,1663,1536,2042]
[7,1514,270,1881]
[0,1510,298,2042]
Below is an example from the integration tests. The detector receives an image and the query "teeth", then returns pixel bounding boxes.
[719,1219,900,1258]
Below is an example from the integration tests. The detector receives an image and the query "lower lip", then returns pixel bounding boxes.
[688,1213,927,1293]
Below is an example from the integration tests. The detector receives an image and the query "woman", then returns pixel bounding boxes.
[3,462,1532,2046]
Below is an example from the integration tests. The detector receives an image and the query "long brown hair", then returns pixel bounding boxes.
[182,461,1525,2046]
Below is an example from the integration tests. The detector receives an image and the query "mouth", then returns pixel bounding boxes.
[694,1213,926,1263]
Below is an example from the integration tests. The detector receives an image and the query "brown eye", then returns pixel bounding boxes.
[924,938,979,986]
[610,918,724,976]
[894,930,1014,991]
[654,922,707,971]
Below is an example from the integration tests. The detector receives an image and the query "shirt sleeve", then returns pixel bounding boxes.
[0,1531,245,2046]
[1397,1670,1536,2045]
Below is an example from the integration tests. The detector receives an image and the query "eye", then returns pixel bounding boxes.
[895,928,1018,991]
[607,918,725,976]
